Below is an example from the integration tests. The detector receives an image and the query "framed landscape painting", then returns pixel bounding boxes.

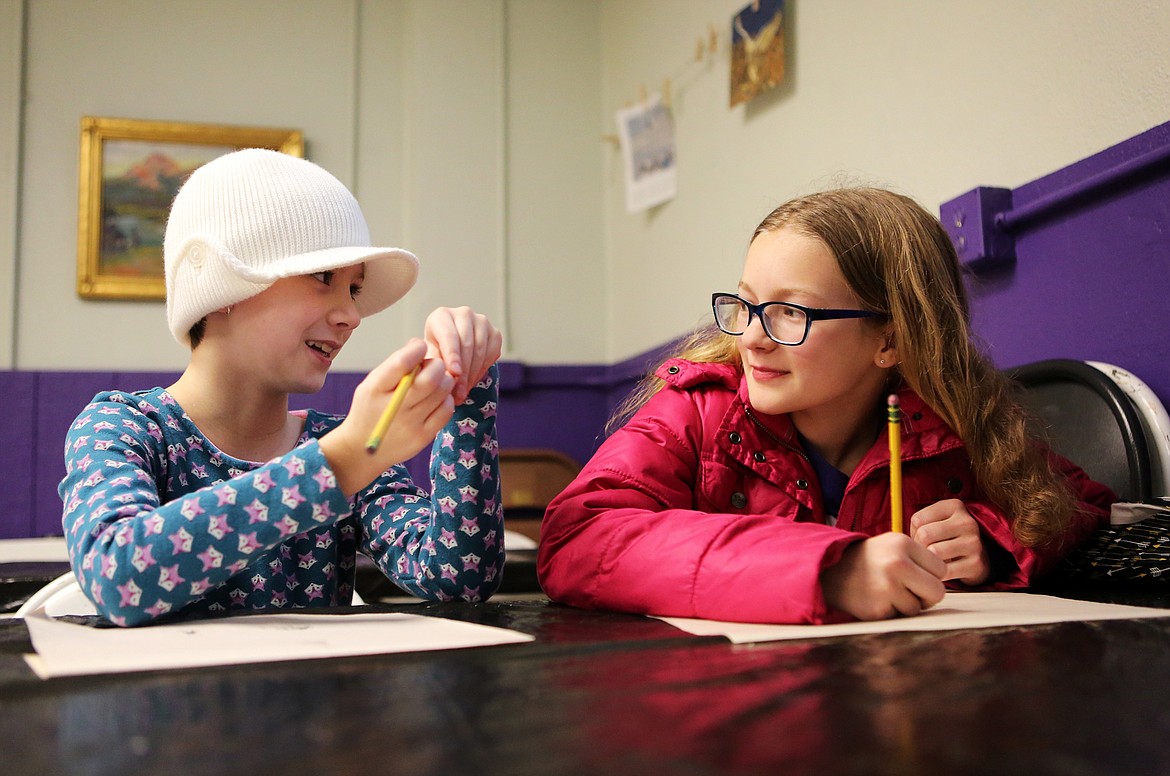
[76,117,303,300]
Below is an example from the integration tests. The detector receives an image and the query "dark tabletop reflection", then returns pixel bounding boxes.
[4,599,1170,775]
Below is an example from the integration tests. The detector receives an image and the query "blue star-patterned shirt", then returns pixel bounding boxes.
[59,366,503,627]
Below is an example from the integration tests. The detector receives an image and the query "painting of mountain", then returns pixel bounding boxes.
[99,140,233,278]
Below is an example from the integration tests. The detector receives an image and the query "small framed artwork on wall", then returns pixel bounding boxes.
[730,0,785,107]
[76,116,303,301]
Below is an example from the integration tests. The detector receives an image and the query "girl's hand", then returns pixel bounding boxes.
[319,338,456,496]
[821,533,947,620]
[423,307,503,404]
[910,499,992,586]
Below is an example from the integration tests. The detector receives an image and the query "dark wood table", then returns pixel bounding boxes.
[3,579,1170,775]
[0,562,71,614]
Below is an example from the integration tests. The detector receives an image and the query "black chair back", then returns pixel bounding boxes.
[1007,359,1152,502]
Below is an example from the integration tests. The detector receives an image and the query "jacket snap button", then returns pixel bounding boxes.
[752,451,766,463]
[667,365,680,374]
[796,479,809,489]
[947,478,963,494]
[729,432,742,444]
[730,492,747,509]
[912,412,923,421]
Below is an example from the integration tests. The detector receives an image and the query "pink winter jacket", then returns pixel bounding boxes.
[537,358,1114,624]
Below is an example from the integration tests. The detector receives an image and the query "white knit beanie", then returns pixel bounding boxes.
[163,148,419,345]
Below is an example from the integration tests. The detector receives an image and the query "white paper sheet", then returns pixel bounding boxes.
[504,529,537,550]
[0,536,69,563]
[616,93,678,213]
[23,609,534,679]
[659,592,1170,644]
[1109,500,1170,525]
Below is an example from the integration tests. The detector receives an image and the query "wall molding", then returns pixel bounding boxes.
[941,120,1170,273]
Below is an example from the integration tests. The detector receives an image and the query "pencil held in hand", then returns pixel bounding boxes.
[888,394,903,534]
[365,367,420,453]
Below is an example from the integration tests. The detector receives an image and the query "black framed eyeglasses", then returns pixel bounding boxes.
[711,293,882,346]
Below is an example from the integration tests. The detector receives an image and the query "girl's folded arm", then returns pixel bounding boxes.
[62,399,351,626]
[357,365,504,602]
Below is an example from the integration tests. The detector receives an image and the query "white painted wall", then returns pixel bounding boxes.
[598,0,1170,360]
[2,0,604,371]
[3,0,1170,370]
[0,0,22,368]
[505,1,604,362]
[18,0,362,370]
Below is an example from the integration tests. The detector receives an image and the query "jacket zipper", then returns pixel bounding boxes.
[744,407,809,463]
[743,406,886,530]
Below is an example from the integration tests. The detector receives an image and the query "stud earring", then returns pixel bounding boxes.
[880,358,886,365]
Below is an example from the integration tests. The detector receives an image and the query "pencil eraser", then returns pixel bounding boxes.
[888,394,899,407]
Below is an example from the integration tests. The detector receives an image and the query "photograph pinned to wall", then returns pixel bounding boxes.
[730,0,785,108]
[77,117,303,300]
[615,93,678,214]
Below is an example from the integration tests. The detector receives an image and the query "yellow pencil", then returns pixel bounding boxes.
[888,394,903,534]
[365,367,419,453]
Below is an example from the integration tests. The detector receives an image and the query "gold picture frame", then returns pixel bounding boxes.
[77,116,303,301]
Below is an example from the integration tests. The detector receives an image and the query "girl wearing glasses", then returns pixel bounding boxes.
[538,187,1112,624]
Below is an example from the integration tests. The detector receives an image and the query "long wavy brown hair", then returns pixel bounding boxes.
[611,187,1076,547]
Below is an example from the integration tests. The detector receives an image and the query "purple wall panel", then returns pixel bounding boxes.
[33,372,116,537]
[290,371,360,415]
[960,120,1170,405]
[0,373,37,538]
[302,364,618,487]
[112,372,181,392]
[498,384,610,466]
[498,364,614,466]
[3,349,662,539]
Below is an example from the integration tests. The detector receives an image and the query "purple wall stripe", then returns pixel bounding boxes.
[997,139,1170,234]
[0,372,37,538]
[943,119,1170,410]
[8,357,650,538]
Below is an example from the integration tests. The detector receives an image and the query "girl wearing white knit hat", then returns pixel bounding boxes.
[59,149,504,626]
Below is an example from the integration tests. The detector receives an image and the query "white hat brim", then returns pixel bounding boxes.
[260,245,420,317]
